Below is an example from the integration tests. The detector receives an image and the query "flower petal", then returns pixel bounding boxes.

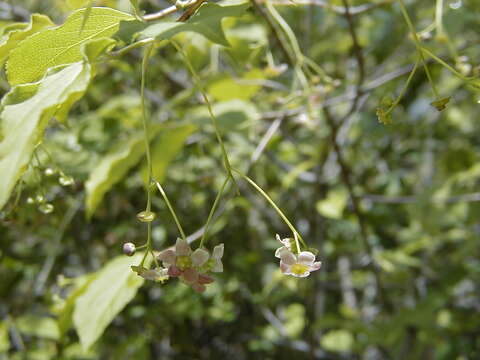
[182,267,198,284]
[275,246,289,259]
[167,265,182,277]
[191,248,210,267]
[175,238,192,256]
[141,269,161,281]
[211,259,223,272]
[279,250,296,265]
[309,261,322,271]
[280,261,291,274]
[212,243,224,259]
[298,251,316,265]
[276,234,291,249]
[157,249,176,266]
[198,274,214,284]
[291,271,310,278]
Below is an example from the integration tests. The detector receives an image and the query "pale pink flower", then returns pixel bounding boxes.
[274,234,293,258]
[278,248,322,278]
[210,244,224,272]
[156,238,223,292]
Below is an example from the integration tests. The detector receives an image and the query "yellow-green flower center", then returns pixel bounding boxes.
[291,263,309,276]
[176,256,192,270]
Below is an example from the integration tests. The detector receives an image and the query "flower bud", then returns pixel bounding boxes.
[59,175,74,186]
[26,197,35,204]
[35,194,45,203]
[123,242,136,256]
[38,203,54,214]
[44,168,55,176]
[137,210,156,222]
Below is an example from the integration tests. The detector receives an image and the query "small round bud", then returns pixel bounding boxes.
[38,203,54,214]
[123,242,136,256]
[59,175,74,186]
[26,197,35,204]
[137,210,156,222]
[35,194,45,203]
[44,168,55,176]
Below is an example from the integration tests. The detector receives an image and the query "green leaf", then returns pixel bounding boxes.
[6,7,134,85]
[79,1,94,34]
[142,124,196,183]
[0,40,110,211]
[187,99,259,132]
[129,0,142,18]
[316,188,348,219]
[207,68,264,102]
[0,14,54,65]
[56,275,97,338]
[85,125,162,218]
[0,321,9,353]
[73,254,146,350]
[320,329,354,353]
[16,315,60,340]
[138,2,250,46]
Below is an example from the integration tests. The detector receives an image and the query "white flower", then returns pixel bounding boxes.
[274,234,293,258]
[278,249,322,278]
[210,243,224,272]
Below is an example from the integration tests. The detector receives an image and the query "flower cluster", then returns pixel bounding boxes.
[275,235,322,278]
[157,238,224,292]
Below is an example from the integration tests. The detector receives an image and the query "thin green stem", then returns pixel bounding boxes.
[232,168,308,249]
[141,44,154,201]
[139,44,154,268]
[398,0,439,98]
[171,40,238,189]
[155,181,186,241]
[199,177,230,248]
[421,47,471,81]
[385,58,420,115]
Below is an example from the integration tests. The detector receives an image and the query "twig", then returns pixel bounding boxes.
[323,106,393,313]
[143,0,203,22]
[339,0,366,124]
[256,0,393,15]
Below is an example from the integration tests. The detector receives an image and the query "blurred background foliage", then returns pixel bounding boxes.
[1,0,480,359]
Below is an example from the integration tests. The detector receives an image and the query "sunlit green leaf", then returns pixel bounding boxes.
[321,329,354,353]
[137,2,250,46]
[0,39,112,211]
[6,7,134,85]
[73,253,146,350]
[0,14,54,65]
[142,123,196,183]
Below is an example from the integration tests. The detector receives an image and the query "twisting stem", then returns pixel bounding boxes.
[323,107,392,312]
[155,181,186,241]
[199,177,230,248]
[232,168,308,249]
